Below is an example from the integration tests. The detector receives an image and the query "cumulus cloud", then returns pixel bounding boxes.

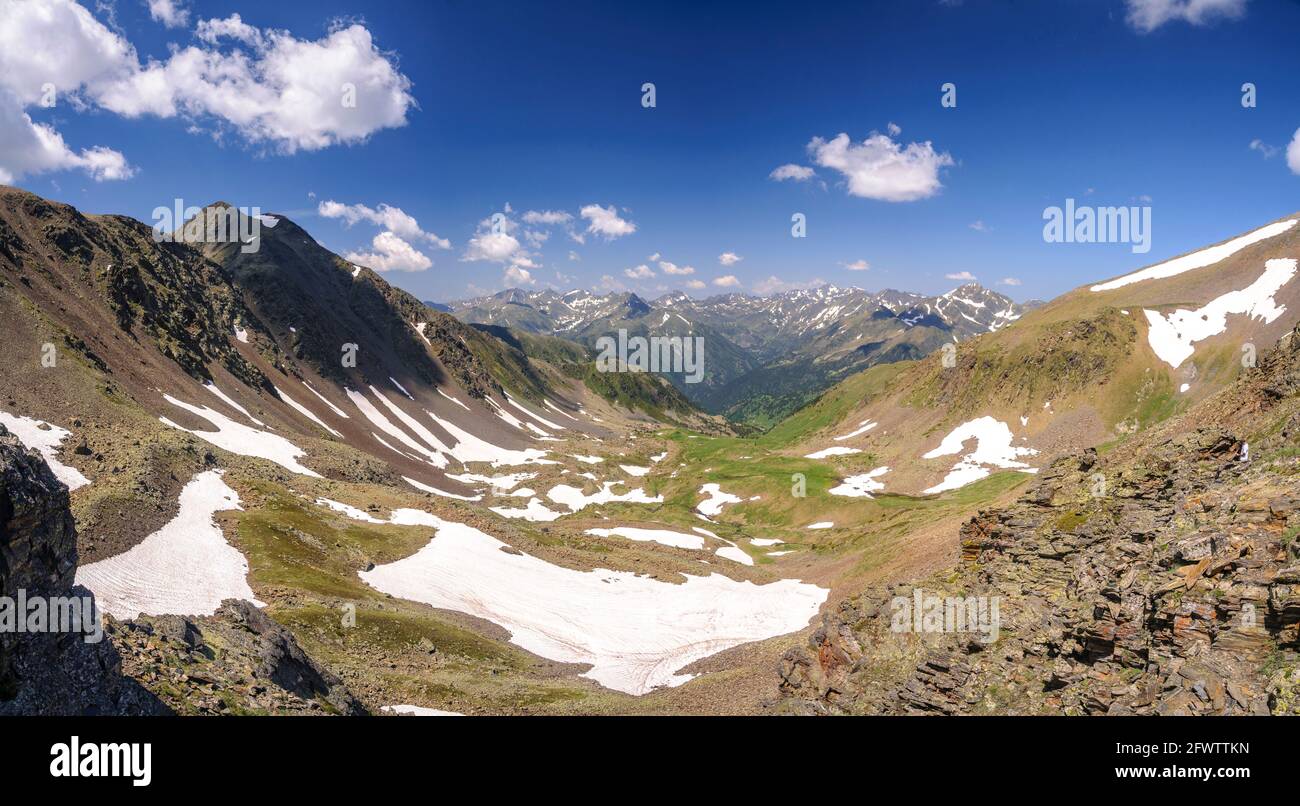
[0,0,416,184]
[659,261,695,276]
[946,271,977,281]
[465,231,523,263]
[998,277,1022,286]
[194,13,263,47]
[683,279,706,290]
[318,200,449,248]
[713,275,741,288]
[580,204,636,239]
[769,163,815,182]
[505,265,535,286]
[624,264,655,280]
[346,231,432,273]
[0,90,132,182]
[807,131,954,202]
[522,210,572,225]
[841,259,870,271]
[969,220,990,232]
[1288,128,1300,175]
[718,252,742,266]
[146,0,190,29]
[1124,0,1247,32]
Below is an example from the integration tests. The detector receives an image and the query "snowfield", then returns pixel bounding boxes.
[696,483,742,517]
[922,416,1038,494]
[829,466,890,498]
[548,482,663,513]
[804,446,862,459]
[1143,258,1297,368]
[0,411,92,490]
[584,526,706,550]
[77,471,262,619]
[356,510,828,695]
[1091,219,1296,292]
[160,394,321,477]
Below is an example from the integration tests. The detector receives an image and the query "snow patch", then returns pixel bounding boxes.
[832,420,877,441]
[274,386,341,437]
[358,514,828,695]
[77,471,262,619]
[696,483,742,517]
[1143,259,1297,368]
[829,466,890,498]
[584,527,706,550]
[804,446,862,459]
[0,411,91,490]
[922,417,1038,494]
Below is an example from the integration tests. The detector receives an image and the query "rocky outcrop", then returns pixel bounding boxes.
[109,600,367,716]
[776,327,1300,716]
[0,424,164,714]
[0,424,366,715]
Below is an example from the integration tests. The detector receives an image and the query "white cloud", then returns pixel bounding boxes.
[1287,128,1300,175]
[0,90,132,182]
[683,279,706,290]
[998,277,1022,286]
[659,261,695,276]
[1124,0,1247,32]
[579,204,636,239]
[713,275,741,288]
[346,231,431,273]
[568,250,580,261]
[624,264,655,280]
[504,265,535,286]
[647,252,660,261]
[808,131,954,202]
[465,231,523,263]
[318,200,449,248]
[1248,138,1278,159]
[523,229,549,247]
[769,163,815,182]
[0,1,416,181]
[718,251,742,266]
[946,271,977,281]
[969,220,990,232]
[146,0,190,29]
[194,13,263,47]
[841,259,870,271]
[522,210,572,225]
[887,122,901,136]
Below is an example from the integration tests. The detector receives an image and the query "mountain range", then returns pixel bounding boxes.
[446,284,1040,427]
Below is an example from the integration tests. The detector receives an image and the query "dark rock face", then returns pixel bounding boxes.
[0,425,165,715]
[776,328,1300,717]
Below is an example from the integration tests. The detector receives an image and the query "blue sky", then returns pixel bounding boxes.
[5,0,1299,303]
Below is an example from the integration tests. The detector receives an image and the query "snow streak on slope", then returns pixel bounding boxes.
[1091,220,1296,292]
[204,382,264,426]
[274,385,342,437]
[425,409,556,467]
[922,417,1037,494]
[356,509,828,695]
[77,471,262,619]
[1143,258,1297,368]
[346,387,450,469]
[0,411,92,490]
[160,394,321,477]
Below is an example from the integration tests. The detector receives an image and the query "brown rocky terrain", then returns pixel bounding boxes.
[776,322,1300,715]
